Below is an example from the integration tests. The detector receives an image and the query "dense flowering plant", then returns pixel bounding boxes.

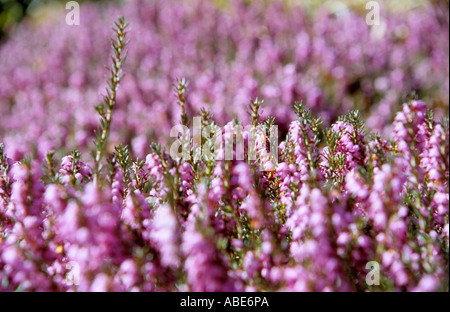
[0,0,449,292]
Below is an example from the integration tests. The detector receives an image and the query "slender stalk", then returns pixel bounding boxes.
[93,17,129,185]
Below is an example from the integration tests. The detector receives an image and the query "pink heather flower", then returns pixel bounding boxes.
[110,169,124,209]
[420,123,447,187]
[392,100,429,182]
[182,218,241,292]
[54,183,125,291]
[90,273,110,292]
[388,218,407,245]
[122,189,152,235]
[242,251,260,281]
[240,190,263,228]
[210,165,226,203]
[277,117,322,211]
[44,184,67,213]
[58,155,92,185]
[368,160,407,232]
[287,187,351,291]
[229,161,255,203]
[150,204,181,269]
[231,162,252,192]
[116,259,139,290]
[443,224,449,248]
[319,121,365,181]
[178,162,193,195]
[253,126,277,172]
[145,152,168,202]
[412,275,440,292]
[345,169,369,200]
[286,184,311,240]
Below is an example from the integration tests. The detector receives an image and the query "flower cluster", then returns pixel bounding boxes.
[0,0,448,292]
[1,96,448,291]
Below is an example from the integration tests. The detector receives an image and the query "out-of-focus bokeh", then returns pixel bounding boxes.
[1,0,447,38]
[0,0,448,161]
[0,0,115,40]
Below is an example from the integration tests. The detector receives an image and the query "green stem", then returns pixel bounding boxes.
[93,17,129,185]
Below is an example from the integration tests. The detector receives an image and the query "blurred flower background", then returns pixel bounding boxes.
[0,0,448,160]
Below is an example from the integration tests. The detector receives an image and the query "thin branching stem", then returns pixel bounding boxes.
[93,17,129,185]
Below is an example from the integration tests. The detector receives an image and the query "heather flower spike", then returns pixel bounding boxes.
[175,78,190,127]
[93,16,129,184]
